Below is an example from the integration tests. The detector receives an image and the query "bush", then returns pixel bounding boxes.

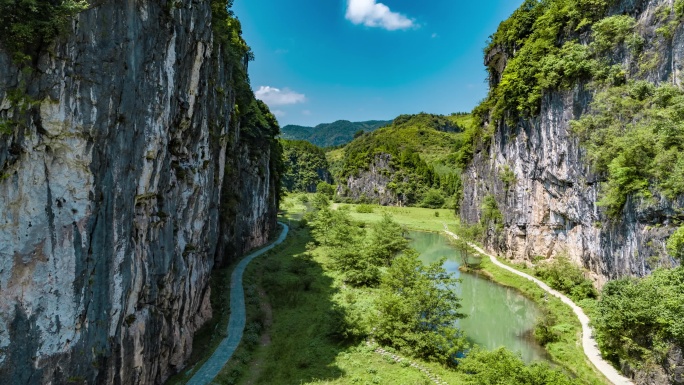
[316,181,335,197]
[594,267,684,368]
[534,308,561,345]
[533,257,597,302]
[356,204,374,213]
[667,226,684,261]
[421,189,445,209]
[456,347,582,384]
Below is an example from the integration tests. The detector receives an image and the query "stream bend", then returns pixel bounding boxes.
[444,228,633,385]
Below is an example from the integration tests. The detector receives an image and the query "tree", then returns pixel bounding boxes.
[667,226,684,262]
[309,206,360,247]
[421,189,445,209]
[365,213,409,266]
[374,250,467,364]
[316,181,335,197]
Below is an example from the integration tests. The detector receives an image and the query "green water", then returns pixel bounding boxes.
[408,231,549,363]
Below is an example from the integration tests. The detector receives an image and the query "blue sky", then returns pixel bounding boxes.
[233,0,521,126]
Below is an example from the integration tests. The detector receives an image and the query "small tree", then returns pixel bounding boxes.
[316,181,335,197]
[365,213,409,266]
[374,250,467,364]
[667,226,684,262]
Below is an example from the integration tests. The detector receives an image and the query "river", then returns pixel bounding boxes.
[408,230,549,363]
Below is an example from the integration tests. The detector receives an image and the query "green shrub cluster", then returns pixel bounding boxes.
[456,347,582,384]
[594,267,684,369]
[355,204,374,213]
[667,226,684,262]
[571,81,684,216]
[533,256,597,302]
[281,139,331,193]
[307,204,467,364]
[0,0,87,63]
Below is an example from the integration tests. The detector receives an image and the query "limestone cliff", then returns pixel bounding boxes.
[461,0,684,283]
[0,1,280,384]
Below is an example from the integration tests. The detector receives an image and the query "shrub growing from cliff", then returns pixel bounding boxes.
[667,226,684,261]
[571,81,684,216]
[0,0,88,63]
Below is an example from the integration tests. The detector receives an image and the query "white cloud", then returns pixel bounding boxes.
[255,86,306,106]
[272,110,286,118]
[431,33,438,38]
[345,0,415,31]
[302,110,312,116]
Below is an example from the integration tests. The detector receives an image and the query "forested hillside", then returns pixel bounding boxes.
[332,113,469,207]
[281,139,332,193]
[281,119,391,147]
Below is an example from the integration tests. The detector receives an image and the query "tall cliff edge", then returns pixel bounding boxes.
[461,0,684,284]
[0,1,280,384]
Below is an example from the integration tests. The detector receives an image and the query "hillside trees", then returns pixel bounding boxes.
[281,139,332,193]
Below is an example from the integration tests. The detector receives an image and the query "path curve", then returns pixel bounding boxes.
[443,228,632,385]
[187,223,289,385]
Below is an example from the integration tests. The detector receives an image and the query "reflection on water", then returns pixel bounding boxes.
[409,231,549,363]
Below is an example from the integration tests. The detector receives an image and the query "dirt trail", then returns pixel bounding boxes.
[444,227,633,385]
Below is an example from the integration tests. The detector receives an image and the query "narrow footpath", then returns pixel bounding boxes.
[443,228,633,385]
[187,223,290,385]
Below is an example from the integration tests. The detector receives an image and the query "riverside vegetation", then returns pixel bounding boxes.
[205,194,602,385]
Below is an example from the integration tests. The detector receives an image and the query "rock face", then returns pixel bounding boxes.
[338,154,408,206]
[0,2,278,384]
[461,0,684,285]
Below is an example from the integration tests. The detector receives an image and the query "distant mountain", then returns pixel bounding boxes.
[280,120,391,147]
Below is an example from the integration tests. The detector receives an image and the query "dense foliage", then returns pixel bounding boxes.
[456,347,583,384]
[594,267,684,370]
[281,139,331,192]
[337,113,466,207]
[533,257,597,302]
[667,226,684,262]
[374,250,466,364]
[307,200,468,364]
[280,120,391,147]
[571,81,684,216]
[480,0,630,123]
[0,0,87,63]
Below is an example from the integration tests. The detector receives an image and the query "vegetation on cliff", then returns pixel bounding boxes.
[281,139,331,193]
[335,113,467,207]
[0,0,87,63]
[571,81,684,216]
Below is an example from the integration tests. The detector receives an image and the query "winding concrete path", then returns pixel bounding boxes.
[443,228,633,385]
[187,223,289,385]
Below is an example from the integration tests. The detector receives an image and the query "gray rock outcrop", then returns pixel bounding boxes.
[0,1,279,384]
[461,0,684,285]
